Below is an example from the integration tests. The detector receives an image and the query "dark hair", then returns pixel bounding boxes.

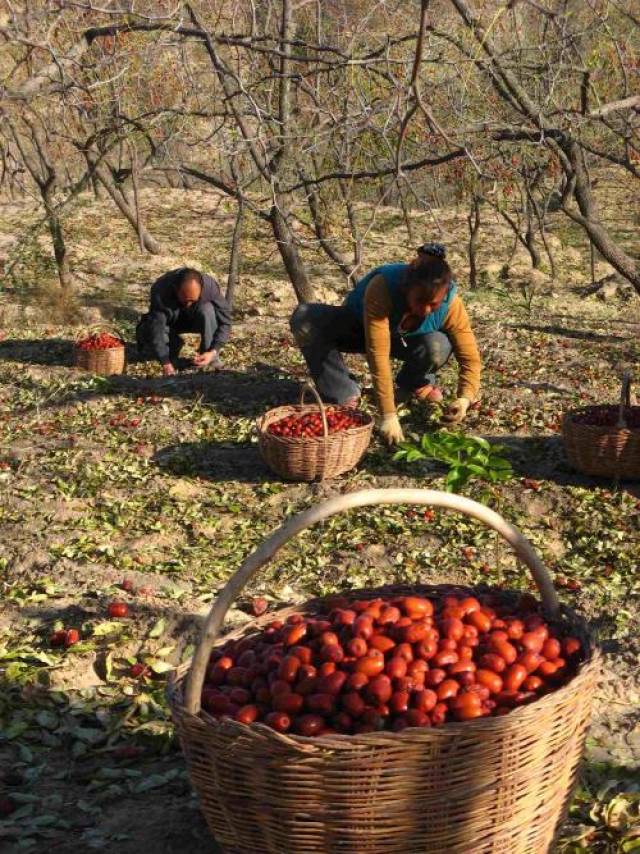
[177,268,203,289]
[405,245,451,294]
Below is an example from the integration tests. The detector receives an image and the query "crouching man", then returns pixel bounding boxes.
[136,267,232,376]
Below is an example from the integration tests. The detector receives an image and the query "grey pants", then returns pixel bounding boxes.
[136,302,218,361]
[290,303,452,404]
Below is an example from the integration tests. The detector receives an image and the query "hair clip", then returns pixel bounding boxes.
[418,242,446,259]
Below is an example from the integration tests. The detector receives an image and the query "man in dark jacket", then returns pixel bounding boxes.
[136,267,232,376]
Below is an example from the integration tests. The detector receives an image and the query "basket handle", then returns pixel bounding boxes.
[299,381,329,439]
[184,488,560,714]
[617,370,632,428]
[75,323,125,345]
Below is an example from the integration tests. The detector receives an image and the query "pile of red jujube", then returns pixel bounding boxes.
[571,405,640,429]
[267,407,368,439]
[76,332,124,351]
[201,593,584,736]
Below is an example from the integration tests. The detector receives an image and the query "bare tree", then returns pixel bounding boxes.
[3,112,71,288]
[1,0,638,303]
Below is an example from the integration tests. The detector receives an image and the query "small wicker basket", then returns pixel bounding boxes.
[257,383,373,481]
[563,371,640,479]
[168,488,599,854]
[73,324,126,376]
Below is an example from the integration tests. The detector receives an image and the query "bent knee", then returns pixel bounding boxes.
[290,304,315,345]
[418,331,451,366]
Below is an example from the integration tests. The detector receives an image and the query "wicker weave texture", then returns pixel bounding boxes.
[73,325,126,376]
[169,585,598,854]
[563,409,640,478]
[257,403,373,481]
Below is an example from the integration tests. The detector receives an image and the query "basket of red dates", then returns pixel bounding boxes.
[563,371,640,478]
[168,488,599,854]
[257,382,373,481]
[74,325,126,376]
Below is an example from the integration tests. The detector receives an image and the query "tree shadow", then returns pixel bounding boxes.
[0,336,143,368]
[153,440,275,484]
[546,313,640,330]
[494,434,640,495]
[0,336,302,418]
[0,336,76,366]
[0,600,221,854]
[108,363,301,418]
[509,322,631,343]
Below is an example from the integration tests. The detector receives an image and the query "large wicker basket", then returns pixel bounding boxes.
[563,371,640,479]
[168,488,599,854]
[256,383,373,481]
[73,324,126,376]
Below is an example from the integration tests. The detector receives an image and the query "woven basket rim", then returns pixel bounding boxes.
[563,407,640,436]
[168,581,599,750]
[257,403,374,443]
[74,343,125,352]
[74,323,126,349]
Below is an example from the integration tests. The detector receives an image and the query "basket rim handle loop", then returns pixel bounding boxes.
[617,370,632,428]
[299,381,329,440]
[184,488,560,715]
[75,322,125,345]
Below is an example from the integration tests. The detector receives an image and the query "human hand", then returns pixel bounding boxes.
[379,413,404,445]
[441,397,471,425]
[162,362,177,377]
[193,350,217,368]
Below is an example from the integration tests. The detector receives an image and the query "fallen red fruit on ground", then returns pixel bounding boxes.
[251,597,269,616]
[108,602,129,618]
[130,663,150,678]
[64,628,80,647]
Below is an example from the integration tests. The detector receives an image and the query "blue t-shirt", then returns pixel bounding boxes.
[344,263,457,336]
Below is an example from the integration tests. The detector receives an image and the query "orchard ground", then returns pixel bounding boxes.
[0,187,639,852]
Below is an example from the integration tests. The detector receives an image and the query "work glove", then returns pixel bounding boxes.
[441,396,471,425]
[379,413,404,445]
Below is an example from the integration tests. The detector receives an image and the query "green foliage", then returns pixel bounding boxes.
[559,760,640,853]
[393,430,513,492]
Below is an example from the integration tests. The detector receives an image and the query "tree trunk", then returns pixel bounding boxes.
[467,195,481,288]
[267,0,314,300]
[528,188,556,279]
[560,138,640,292]
[339,178,362,277]
[91,159,162,254]
[397,180,418,245]
[523,197,541,269]
[35,174,70,289]
[44,199,70,289]
[226,198,244,308]
[128,142,145,252]
[304,179,355,280]
[269,206,313,303]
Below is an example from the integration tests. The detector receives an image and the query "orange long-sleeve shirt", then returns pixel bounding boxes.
[363,274,481,416]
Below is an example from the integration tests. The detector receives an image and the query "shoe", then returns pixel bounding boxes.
[340,395,361,409]
[414,385,443,403]
[396,385,443,404]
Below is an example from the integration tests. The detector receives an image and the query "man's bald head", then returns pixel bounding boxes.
[176,269,203,308]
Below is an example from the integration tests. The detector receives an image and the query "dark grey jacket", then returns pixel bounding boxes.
[148,268,232,363]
